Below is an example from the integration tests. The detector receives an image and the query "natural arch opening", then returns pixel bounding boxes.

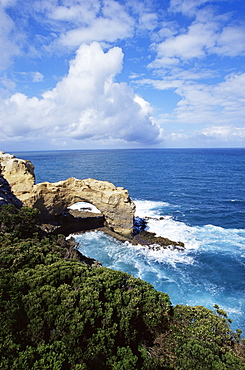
[53,201,105,236]
[68,201,102,215]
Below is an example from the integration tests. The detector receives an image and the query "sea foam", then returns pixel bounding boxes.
[73,199,245,334]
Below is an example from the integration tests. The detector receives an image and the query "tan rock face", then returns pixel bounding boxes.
[0,152,135,237]
[23,177,135,237]
[0,151,35,195]
[0,174,22,208]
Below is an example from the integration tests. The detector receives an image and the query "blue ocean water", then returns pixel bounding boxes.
[14,149,245,333]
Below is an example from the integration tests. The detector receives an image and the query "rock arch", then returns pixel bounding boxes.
[0,152,136,237]
[23,177,135,237]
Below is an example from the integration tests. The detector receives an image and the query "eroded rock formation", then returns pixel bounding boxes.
[0,151,135,237]
[0,151,35,195]
[0,175,22,208]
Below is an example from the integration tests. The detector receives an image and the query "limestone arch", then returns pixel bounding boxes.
[22,177,136,237]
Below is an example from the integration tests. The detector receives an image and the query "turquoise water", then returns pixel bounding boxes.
[15,149,245,333]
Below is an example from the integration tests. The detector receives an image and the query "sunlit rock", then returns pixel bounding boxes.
[0,151,135,238]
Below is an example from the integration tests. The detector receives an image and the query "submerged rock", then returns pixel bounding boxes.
[131,230,185,250]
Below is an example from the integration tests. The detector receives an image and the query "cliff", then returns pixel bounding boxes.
[0,151,35,195]
[0,174,22,208]
[0,151,135,237]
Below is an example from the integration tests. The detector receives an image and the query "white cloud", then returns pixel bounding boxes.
[31,72,44,82]
[212,26,245,56]
[144,72,245,139]
[15,71,45,83]
[169,0,214,16]
[50,0,100,23]
[0,42,161,145]
[138,11,158,31]
[157,22,215,60]
[201,126,245,141]
[150,5,245,69]
[33,0,134,49]
[0,4,21,70]
[59,17,133,47]
[169,73,245,126]
[162,124,245,148]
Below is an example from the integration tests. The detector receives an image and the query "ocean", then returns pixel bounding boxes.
[14,148,245,334]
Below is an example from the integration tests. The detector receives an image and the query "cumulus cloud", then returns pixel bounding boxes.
[0,42,161,145]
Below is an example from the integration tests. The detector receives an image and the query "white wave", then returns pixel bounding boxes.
[133,199,172,218]
[72,224,245,333]
[126,242,195,267]
[194,224,245,253]
[145,216,199,250]
[73,229,195,269]
[68,201,101,214]
[72,200,245,275]
[134,199,245,253]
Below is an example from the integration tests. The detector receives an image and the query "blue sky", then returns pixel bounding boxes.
[0,0,245,151]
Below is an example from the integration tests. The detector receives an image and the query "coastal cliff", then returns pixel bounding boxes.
[0,151,135,237]
[0,151,35,195]
[0,174,22,208]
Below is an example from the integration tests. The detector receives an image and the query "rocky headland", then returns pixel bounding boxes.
[0,151,135,238]
[0,150,184,249]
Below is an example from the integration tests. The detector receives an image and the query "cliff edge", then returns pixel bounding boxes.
[0,151,135,238]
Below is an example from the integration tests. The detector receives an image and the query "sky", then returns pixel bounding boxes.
[0,0,245,151]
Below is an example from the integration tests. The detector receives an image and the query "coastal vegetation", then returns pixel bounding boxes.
[0,205,244,369]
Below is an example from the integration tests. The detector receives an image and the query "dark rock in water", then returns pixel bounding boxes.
[57,235,101,268]
[131,230,185,250]
[134,216,147,234]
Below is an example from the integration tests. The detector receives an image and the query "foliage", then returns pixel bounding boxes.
[0,206,244,369]
[160,304,245,369]
[0,204,40,238]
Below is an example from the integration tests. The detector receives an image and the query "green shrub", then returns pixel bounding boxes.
[0,205,40,238]
[0,213,244,369]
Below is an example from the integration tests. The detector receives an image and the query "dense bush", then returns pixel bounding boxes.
[0,206,244,369]
[0,204,40,238]
[0,237,170,369]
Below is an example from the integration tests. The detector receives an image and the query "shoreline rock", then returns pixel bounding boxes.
[0,150,185,250]
[0,151,135,238]
[58,236,102,268]
[75,226,185,251]
[0,175,23,208]
[131,230,185,250]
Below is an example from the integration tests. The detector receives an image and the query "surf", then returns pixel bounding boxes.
[73,199,245,334]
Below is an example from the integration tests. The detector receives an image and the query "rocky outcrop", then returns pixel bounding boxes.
[131,230,185,250]
[22,178,135,237]
[0,151,35,195]
[0,151,135,238]
[0,175,22,208]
